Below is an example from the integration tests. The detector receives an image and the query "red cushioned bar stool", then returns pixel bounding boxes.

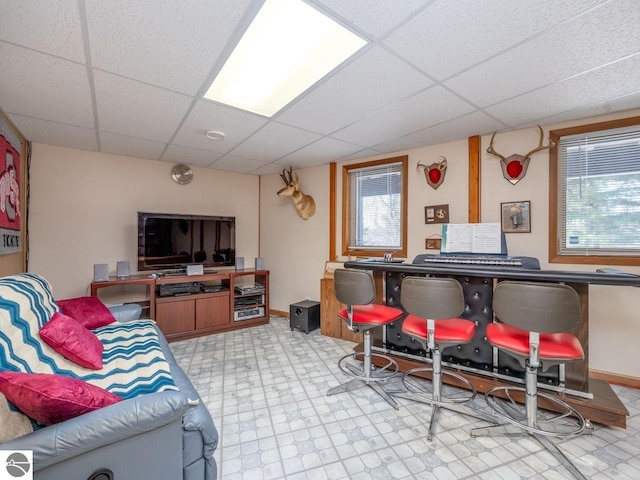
[399,277,495,441]
[327,269,403,409]
[471,281,588,479]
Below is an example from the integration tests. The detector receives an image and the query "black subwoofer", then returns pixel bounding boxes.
[289,300,320,334]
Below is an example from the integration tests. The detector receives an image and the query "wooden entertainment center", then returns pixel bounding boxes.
[91,269,269,341]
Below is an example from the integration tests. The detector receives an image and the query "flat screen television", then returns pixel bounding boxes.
[137,212,236,271]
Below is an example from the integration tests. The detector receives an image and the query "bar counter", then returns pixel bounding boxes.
[344,259,640,427]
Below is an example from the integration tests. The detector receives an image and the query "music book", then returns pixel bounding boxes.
[441,223,505,255]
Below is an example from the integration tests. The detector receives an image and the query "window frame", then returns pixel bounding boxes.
[342,156,408,258]
[549,115,640,266]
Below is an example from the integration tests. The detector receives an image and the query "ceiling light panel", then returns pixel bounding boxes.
[204,0,367,117]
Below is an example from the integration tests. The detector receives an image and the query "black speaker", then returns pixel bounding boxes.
[289,300,320,334]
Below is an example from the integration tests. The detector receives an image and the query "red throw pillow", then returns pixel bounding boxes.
[56,296,116,330]
[40,312,104,369]
[0,371,122,425]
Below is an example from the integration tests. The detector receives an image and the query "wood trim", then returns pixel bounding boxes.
[590,369,640,390]
[549,116,640,266]
[270,308,289,318]
[468,135,481,222]
[329,162,336,261]
[341,156,408,258]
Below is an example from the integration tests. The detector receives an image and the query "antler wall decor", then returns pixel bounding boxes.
[277,167,316,220]
[417,156,447,189]
[487,125,555,185]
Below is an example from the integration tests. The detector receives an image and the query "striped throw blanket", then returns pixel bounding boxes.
[0,273,177,399]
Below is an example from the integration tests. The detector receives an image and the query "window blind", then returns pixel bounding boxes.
[347,162,403,251]
[558,125,640,255]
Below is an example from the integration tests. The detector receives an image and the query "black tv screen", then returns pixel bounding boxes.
[137,212,236,271]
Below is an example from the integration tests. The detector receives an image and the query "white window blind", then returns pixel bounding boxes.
[347,161,403,251]
[558,125,640,256]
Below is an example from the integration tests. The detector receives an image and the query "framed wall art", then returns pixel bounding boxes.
[425,204,449,224]
[501,201,531,233]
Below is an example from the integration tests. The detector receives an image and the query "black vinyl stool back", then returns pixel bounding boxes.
[334,269,376,307]
[401,277,465,320]
[493,281,581,334]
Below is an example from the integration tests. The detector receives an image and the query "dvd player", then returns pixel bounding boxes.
[234,283,265,295]
[158,282,201,297]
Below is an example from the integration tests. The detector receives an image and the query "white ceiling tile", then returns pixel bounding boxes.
[161,144,224,167]
[230,122,322,161]
[0,43,94,127]
[94,71,192,143]
[276,46,432,134]
[445,0,640,107]
[485,54,640,126]
[99,132,167,160]
[340,148,384,162]
[251,162,297,176]
[173,100,268,152]
[0,1,85,62]
[85,0,253,94]
[9,115,97,151]
[332,86,476,146]
[279,137,364,167]
[384,0,606,81]
[315,0,429,38]
[375,111,505,153]
[210,155,271,174]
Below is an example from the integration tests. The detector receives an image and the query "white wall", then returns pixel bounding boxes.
[28,144,259,299]
[259,165,329,312]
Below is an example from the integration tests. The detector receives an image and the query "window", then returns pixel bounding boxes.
[550,116,640,265]
[342,156,408,258]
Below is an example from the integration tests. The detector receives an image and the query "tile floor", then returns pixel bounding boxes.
[170,316,640,480]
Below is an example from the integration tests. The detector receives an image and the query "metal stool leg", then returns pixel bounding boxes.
[327,330,399,409]
[471,364,588,479]
[396,348,497,441]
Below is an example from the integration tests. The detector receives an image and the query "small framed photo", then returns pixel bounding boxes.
[425,204,449,224]
[501,201,531,233]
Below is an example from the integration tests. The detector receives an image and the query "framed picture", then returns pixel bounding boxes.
[425,204,449,224]
[501,201,531,233]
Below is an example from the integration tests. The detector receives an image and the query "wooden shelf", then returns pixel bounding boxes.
[91,270,269,341]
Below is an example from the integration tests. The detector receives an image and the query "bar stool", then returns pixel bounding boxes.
[471,281,587,479]
[399,276,492,441]
[327,269,403,409]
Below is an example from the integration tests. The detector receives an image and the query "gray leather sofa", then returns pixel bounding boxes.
[0,274,218,480]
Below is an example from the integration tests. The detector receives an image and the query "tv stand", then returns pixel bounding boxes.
[91,269,269,341]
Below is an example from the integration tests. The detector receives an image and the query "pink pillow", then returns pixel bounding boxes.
[0,371,122,425]
[56,296,116,330]
[40,312,104,369]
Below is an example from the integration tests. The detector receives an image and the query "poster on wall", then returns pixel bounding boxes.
[0,116,22,255]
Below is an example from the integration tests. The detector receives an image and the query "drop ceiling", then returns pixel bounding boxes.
[1,0,639,175]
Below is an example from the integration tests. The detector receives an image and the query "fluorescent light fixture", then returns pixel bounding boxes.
[203,0,367,117]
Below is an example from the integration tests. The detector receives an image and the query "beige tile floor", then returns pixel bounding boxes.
[170,316,640,480]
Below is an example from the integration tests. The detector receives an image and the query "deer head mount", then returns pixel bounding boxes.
[277,167,316,220]
[487,125,555,185]
[417,156,447,189]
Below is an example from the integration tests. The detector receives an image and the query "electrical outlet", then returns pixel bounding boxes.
[425,238,442,250]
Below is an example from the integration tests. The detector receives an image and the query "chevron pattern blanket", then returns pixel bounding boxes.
[0,273,177,399]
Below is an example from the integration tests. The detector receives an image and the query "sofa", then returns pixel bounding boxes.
[0,273,218,480]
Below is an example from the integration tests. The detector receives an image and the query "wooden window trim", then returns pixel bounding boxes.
[342,156,408,258]
[549,115,640,266]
